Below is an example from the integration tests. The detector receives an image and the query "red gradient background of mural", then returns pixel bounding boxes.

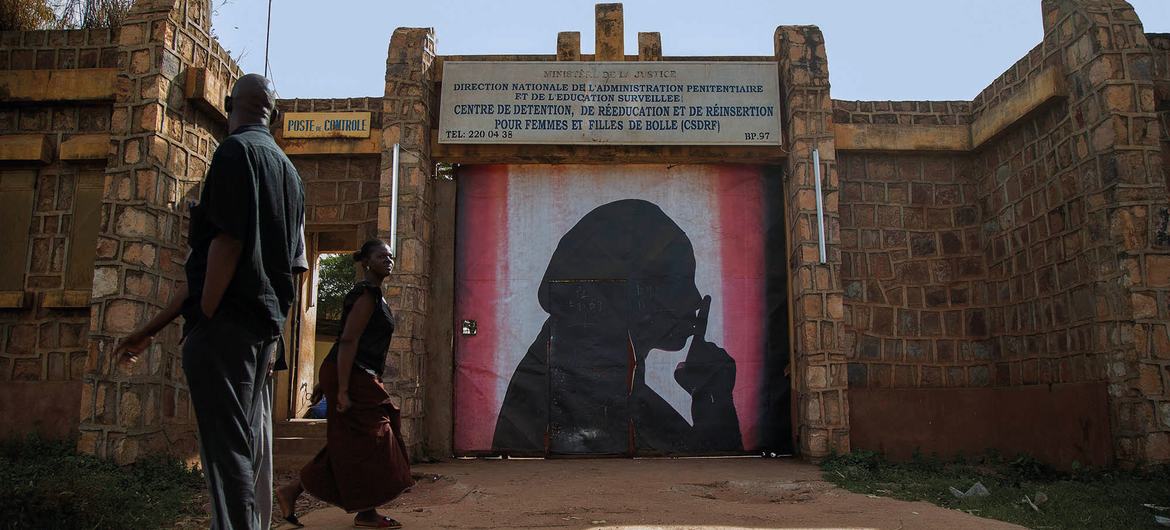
[715,164,766,452]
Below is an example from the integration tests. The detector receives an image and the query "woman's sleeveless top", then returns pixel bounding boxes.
[325,281,395,377]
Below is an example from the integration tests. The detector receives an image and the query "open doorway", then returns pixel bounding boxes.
[284,252,356,420]
[274,227,367,422]
[300,253,355,418]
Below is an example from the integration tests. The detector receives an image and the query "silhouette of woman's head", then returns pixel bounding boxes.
[539,199,702,353]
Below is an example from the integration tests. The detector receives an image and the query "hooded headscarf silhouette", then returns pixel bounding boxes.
[492,199,742,455]
[226,73,278,133]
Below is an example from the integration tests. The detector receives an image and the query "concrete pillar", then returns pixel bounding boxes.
[558,31,581,61]
[595,3,624,61]
[775,25,850,458]
[638,32,662,61]
[380,27,437,458]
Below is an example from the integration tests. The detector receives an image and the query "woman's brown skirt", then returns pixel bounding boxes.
[299,360,414,513]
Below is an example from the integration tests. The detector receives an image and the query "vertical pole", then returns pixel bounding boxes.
[390,143,401,254]
[264,0,273,78]
[813,148,826,264]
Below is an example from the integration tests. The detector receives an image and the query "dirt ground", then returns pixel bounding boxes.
[278,458,1023,530]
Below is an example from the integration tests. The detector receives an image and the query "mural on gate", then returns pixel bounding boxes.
[454,164,788,455]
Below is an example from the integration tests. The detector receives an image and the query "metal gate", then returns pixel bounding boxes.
[452,163,792,456]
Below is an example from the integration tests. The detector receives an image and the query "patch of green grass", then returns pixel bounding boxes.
[0,435,205,529]
[822,451,1170,529]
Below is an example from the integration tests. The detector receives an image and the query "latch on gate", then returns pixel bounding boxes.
[461,319,477,336]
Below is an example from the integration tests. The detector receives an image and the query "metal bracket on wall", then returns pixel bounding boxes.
[813,148,826,264]
[390,143,401,254]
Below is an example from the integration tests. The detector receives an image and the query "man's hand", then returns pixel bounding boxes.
[115,332,152,364]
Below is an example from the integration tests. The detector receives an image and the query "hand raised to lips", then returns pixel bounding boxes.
[674,295,736,396]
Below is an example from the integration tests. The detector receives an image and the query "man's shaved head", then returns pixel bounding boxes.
[227,73,278,132]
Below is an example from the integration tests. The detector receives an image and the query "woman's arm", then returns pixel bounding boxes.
[116,282,189,363]
[334,289,376,412]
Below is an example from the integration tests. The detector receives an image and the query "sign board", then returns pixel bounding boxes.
[282,112,372,139]
[438,61,781,146]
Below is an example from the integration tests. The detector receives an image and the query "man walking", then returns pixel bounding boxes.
[118,73,306,529]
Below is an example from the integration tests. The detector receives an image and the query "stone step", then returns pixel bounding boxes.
[273,420,327,439]
[273,420,326,471]
[274,454,311,472]
[274,435,326,456]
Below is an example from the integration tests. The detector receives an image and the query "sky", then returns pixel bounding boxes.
[210,0,1170,102]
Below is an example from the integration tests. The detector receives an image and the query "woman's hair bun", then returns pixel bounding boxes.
[352,238,387,263]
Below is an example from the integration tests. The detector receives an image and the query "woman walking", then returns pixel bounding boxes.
[277,239,413,528]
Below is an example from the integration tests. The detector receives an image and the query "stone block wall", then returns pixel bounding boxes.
[833,101,973,126]
[277,98,384,238]
[775,25,850,458]
[0,28,116,439]
[834,36,1096,397]
[1149,30,1170,463]
[971,43,1055,118]
[296,156,382,234]
[970,72,1094,388]
[379,28,437,458]
[835,0,1170,468]
[279,98,383,115]
[969,0,1168,466]
[839,152,990,388]
[80,0,241,464]
[1153,34,1170,196]
[0,28,119,70]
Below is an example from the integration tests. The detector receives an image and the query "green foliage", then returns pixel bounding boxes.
[0,435,205,529]
[317,253,356,322]
[823,451,1170,529]
[435,162,456,180]
[1005,453,1057,482]
[0,0,55,30]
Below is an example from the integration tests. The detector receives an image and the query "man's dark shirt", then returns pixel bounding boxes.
[184,125,306,339]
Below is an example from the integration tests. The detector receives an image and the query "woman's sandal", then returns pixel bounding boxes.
[275,486,305,528]
[281,513,305,529]
[353,515,403,529]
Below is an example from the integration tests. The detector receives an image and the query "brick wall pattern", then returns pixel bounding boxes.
[0,28,115,396]
[835,0,1170,467]
[775,25,851,458]
[79,0,241,464]
[378,28,437,458]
